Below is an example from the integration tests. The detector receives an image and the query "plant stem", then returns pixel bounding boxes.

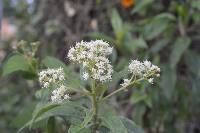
[178,16,186,36]
[101,78,143,101]
[91,80,98,133]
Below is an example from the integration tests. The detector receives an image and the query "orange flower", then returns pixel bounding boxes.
[121,0,135,8]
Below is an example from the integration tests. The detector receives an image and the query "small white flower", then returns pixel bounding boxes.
[38,67,65,88]
[63,94,70,100]
[120,79,131,87]
[150,64,160,73]
[90,56,113,82]
[143,60,151,70]
[51,85,70,103]
[142,61,160,78]
[67,40,113,82]
[82,72,89,80]
[43,82,49,88]
[125,59,160,85]
[148,78,154,84]
[128,60,145,77]
[156,74,160,77]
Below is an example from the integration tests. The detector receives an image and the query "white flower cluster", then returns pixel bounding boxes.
[68,40,113,82]
[121,60,160,87]
[51,85,70,103]
[128,60,145,77]
[38,67,65,88]
[38,67,70,103]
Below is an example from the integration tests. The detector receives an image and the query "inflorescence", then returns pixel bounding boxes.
[38,67,65,88]
[68,40,113,82]
[51,85,70,103]
[121,60,160,87]
[38,40,161,103]
[38,67,70,103]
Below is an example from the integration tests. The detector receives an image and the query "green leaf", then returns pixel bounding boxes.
[102,116,128,133]
[170,37,191,68]
[35,87,53,102]
[130,91,147,105]
[111,9,123,37]
[33,102,85,123]
[144,95,152,108]
[120,117,144,133]
[124,35,148,53]
[191,1,200,10]
[98,126,110,133]
[155,13,176,20]
[150,38,169,53]
[68,125,91,133]
[184,50,200,77]
[99,103,128,133]
[65,75,85,90]
[2,53,30,76]
[42,56,68,73]
[10,102,36,128]
[132,37,148,48]
[19,101,85,132]
[30,102,60,127]
[160,65,177,99]
[18,102,59,132]
[131,0,154,15]
[86,32,115,44]
[99,104,144,133]
[143,13,175,40]
[132,105,146,125]
[46,117,56,133]
[81,109,93,127]
[192,12,200,23]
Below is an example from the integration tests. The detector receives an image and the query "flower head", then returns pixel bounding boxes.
[68,40,112,63]
[38,67,65,88]
[90,56,113,82]
[129,60,145,77]
[51,85,70,103]
[121,60,160,86]
[68,40,113,82]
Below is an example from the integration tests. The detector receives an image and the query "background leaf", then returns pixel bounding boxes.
[160,65,177,99]
[10,102,36,128]
[111,9,123,36]
[124,35,148,53]
[170,37,191,68]
[143,13,175,40]
[120,117,144,133]
[184,50,200,77]
[87,32,115,44]
[131,0,154,15]
[2,54,30,76]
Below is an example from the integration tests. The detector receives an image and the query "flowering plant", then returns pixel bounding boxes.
[37,40,160,132]
[3,40,160,133]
